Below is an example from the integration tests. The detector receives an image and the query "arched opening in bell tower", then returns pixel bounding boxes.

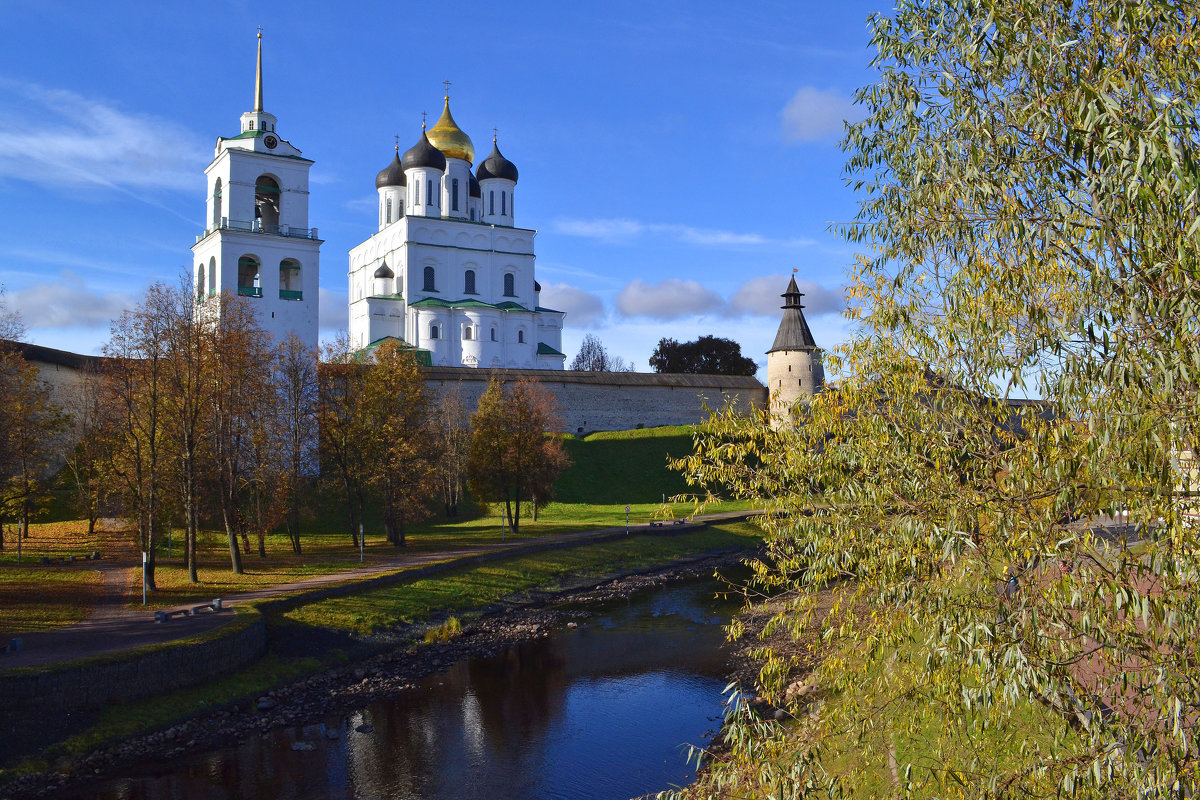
[212,178,223,228]
[254,175,281,231]
[238,255,262,297]
[279,258,302,300]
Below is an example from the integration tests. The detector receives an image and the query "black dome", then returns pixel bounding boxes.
[476,142,518,183]
[375,151,406,189]
[401,130,447,172]
[469,171,481,198]
[374,260,394,279]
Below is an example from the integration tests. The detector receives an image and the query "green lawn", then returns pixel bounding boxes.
[283,521,760,634]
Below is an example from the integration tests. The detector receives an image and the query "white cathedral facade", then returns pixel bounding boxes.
[192,35,565,368]
[347,98,565,368]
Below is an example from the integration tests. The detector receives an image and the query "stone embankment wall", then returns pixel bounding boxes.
[0,610,265,717]
[11,341,767,433]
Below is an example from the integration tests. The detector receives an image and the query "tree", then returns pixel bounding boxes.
[318,334,369,547]
[648,335,756,375]
[207,293,275,574]
[466,378,568,534]
[274,333,319,554]
[669,3,1200,798]
[101,284,175,589]
[569,333,632,372]
[359,339,438,547]
[433,386,471,517]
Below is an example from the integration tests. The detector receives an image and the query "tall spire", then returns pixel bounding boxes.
[254,28,264,113]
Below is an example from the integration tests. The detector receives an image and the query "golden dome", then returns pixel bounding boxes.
[426,97,474,163]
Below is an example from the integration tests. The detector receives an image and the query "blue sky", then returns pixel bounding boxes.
[0,0,883,375]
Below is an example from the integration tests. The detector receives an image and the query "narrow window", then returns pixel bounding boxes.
[490,327,497,342]
[503,273,515,297]
[464,269,476,294]
[501,191,506,216]
[423,266,436,291]
[212,178,223,228]
[464,326,473,340]
[452,178,460,211]
[518,330,525,344]
[249,120,255,130]
[489,191,494,215]
[427,179,434,206]
[385,197,392,223]
[430,324,440,339]
[414,181,419,207]
[196,264,205,301]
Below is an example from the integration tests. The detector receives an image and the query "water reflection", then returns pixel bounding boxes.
[73,575,739,800]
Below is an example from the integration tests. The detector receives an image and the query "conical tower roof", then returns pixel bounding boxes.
[767,275,818,352]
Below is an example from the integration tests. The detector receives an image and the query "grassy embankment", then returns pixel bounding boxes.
[0,425,749,628]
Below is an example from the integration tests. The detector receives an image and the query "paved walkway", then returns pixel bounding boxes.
[1,511,755,670]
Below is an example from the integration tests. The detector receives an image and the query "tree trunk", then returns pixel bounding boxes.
[224,507,244,574]
[187,513,198,584]
[256,492,266,558]
[398,512,406,548]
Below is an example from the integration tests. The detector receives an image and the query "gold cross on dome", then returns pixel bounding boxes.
[443,79,452,98]
[492,126,499,142]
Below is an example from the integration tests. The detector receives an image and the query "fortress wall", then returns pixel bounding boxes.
[422,366,766,432]
[10,342,767,433]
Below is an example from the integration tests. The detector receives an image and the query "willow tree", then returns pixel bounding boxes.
[671,3,1200,798]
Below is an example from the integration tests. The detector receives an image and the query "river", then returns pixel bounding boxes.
[73,573,742,800]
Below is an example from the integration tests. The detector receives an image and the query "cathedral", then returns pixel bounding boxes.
[347,96,565,368]
[192,34,565,368]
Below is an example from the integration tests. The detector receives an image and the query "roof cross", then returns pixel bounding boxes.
[443,79,452,98]
[421,111,427,130]
[492,126,499,143]
[394,134,399,151]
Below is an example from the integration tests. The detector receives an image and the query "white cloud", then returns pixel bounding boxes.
[780,86,857,143]
[9,274,136,330]
[729,275,845,317]
[615,278,725,320]
[554,218,814,249]
[0,78,208,194]
[319,287,348,332]
[538,283,607,328]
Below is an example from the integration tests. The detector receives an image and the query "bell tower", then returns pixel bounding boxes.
[191,31,322,353]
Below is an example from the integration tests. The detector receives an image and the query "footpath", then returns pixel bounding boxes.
[1,511,755,671]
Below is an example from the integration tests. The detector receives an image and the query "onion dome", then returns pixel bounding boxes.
[469,171,481,198]
[375,149,406,189]
[402,129,447,172]
[476,139,518,183]
[426,97,475,163]
[374,260,394,279]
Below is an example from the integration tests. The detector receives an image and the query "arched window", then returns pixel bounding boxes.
[427,179,434,206]
[249,120,255,130]
[464,269,476,294]
[501,191,506,216]
[279,259,302,300]
[423,266,436,292]
[518,329,525,344]
[237,256,262,297]
[208,257,216,295]
[254,175,281,230]
[196,264,205,301]
[430,324,440,340]
[503,273,515,297]
[413,181,419,207]
[385,197,392,223]
[490,327,497,342]
[489,191,494,215]
[464,325,473,340]
[212,178,223,228]
[452,178,459,211]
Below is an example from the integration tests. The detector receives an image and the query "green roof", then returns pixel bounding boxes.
[227,130,264,140]
[361,336,432,366]
[409,297,532,312]
[535,306,563,313]
[537,342,566,356]
[368,293,404,301]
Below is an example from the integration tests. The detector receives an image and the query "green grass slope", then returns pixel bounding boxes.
[554,425,698,505]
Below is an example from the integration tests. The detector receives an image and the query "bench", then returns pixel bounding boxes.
[649,521,663,528]
[672,519,688,525]
[154,609,191,623]
[192,598,224,615]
